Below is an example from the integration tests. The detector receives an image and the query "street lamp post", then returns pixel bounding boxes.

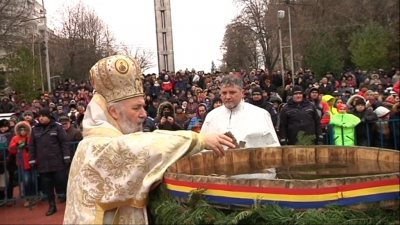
[20,18,46,92]
[284,0,295,85]
[277,10,285,88]
[41,0,51,93]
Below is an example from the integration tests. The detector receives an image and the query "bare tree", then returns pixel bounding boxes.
[0,0,30,48]
[220,21,260,71]
[117,44,156,73]
[232,0,282,71]
[227,0,399,73]
[52,0,117,81]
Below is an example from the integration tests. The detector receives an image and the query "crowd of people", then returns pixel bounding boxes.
[141,67,399,148]
[0,61,399,219]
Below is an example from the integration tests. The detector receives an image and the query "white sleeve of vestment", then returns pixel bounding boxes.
[263,111,281,147]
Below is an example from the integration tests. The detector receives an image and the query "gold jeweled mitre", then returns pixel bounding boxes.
[89,55,144,103]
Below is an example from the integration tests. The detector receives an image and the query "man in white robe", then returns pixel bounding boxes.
[201,75,280,148]
[200,75,280,180]
[63,55,235,224]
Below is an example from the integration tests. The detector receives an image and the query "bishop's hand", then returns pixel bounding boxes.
[202,133,235,157]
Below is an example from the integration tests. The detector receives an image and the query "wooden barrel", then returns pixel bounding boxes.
[164,146,400,210]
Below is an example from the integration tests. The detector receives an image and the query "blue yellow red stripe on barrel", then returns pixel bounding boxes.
[164,177,400,208]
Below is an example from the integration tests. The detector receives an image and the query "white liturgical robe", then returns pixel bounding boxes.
[200,100,280,148]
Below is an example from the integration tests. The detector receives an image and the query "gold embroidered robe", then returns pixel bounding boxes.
[63,94,204,224]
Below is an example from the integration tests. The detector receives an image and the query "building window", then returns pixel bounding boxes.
[161,11,166,28]
[162,32,167,51]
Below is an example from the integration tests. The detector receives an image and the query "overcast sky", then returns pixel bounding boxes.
[39,0,240,74]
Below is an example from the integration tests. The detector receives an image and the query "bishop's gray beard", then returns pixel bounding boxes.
[117,111,144,134]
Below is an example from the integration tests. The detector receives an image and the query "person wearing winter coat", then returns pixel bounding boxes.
[0,119,14,207]
[348,98,378,146]
[279,86,322,145]
[393,81,400,95]
[372,106,392,149]
[248,87,278,129]
[321,94,338,116]
[0,97,14,113]
[153,101,183,131]
[28,108,70,216]
[8,121,36,207]
[329,103,361,146]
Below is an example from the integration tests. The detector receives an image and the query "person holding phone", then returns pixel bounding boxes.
[154,101,183,131]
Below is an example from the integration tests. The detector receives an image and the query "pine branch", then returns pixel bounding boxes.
[148,184,400,225]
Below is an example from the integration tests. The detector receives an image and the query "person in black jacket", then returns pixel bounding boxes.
[153,101,183,131]
[146,99,158,119]
[142,116,157,132]
[348,98,378,146]
[248,87,278,129]
[28,108,70,216]
[279,86,323,145]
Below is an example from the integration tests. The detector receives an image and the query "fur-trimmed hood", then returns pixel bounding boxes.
[346,94,366,107]
[156,101,175,119]
[371,74,379,80]
[14,121,31,136]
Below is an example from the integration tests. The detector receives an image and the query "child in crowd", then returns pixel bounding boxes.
[8,121,37,207]
[329,103,360,146]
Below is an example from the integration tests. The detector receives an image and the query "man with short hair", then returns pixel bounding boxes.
[63,55,235,224]
[52,106,67,121]
[279,85,322,145]
[201,75,279,148]
[29,108,70,216]
[58,116,83,158]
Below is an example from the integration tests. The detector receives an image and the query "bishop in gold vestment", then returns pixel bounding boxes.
[63,55,231,224]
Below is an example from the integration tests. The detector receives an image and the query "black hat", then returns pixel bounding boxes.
[0,119,9,128]
[309,86,319,93]
[39,107,52,119]
[292,85,303,94]
[355,98,366,106]
[252,87,263,95]
[332,91,342,97]
[212,97,222,104]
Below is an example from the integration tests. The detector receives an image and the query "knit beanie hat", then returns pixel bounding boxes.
[292,85,303,94]
[374,106,390,118]
[39,107,52,119]
[355,98,366,106]
[252,87,263,95]
[23,110,33,117]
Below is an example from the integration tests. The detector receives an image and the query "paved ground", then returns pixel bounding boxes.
[0,188,64,224]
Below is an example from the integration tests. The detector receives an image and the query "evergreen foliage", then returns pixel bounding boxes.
[348,21,392,71]
[5,46,42,102]
[148,184,399,225]
[211,61,217,74]
[295,130,315,145]
[305,30,344,79]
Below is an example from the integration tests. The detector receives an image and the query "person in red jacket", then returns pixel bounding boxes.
[8,121,37,207]
[393,80,400,95]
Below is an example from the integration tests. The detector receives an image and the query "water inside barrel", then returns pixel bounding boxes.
[192,158,400,180]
